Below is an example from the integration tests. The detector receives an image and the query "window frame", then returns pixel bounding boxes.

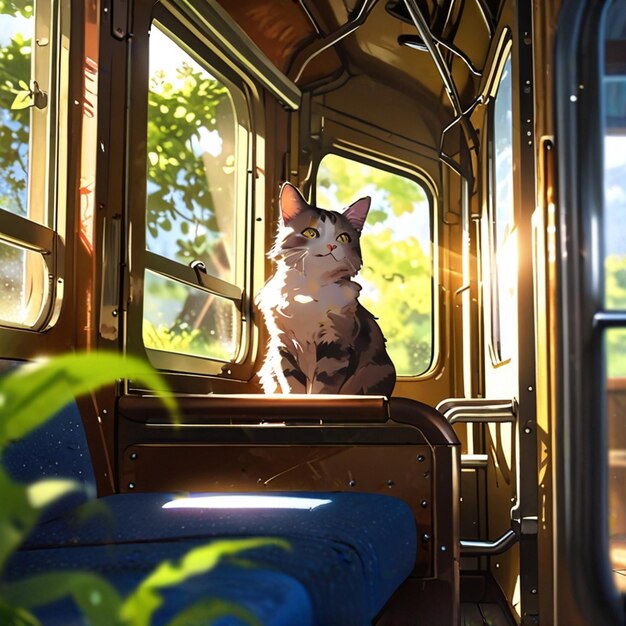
[125,1,264,383]
[0,0,70,335]
[313,147,439,379]
[554,0,625,622]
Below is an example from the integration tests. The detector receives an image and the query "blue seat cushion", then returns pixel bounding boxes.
[3,403,96,520]
[7,549,313,626]
[18,491,416,622]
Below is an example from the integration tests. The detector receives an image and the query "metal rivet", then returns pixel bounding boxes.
[128,482,135,490]
[112,310,118,317]
[102,409,108,415]
[440,545,447,552]
[130,452,138,460]
[524,427,532,434]
[422,533,430,543]
[420,499,428,508]
[528,385,533,392]
[349,479,356,487]
[387,479,394,487]
[531,588,537,594]
[417,454,425,462]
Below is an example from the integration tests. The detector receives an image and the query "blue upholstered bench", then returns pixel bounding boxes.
[4,403,417,625]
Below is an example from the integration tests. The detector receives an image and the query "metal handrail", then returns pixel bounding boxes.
[437,398,517,425]
[288,0,379,83]
[402,0,481,152]
[460,529,518,556]
[439,398,519,557]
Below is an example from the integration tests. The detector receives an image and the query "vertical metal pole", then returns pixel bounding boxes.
[512,0,539,623]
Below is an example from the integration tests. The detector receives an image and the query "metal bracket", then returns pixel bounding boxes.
[112,0,131,40]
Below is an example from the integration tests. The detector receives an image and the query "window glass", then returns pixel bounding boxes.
[0,0,59,331]
[143,271,237,361]
[0,1,33,220]
[490,56,516,361]
[603,0,626,589]
[146,24,237,284]
[0,239,47,327]
[143,24,245,362]
[317,154,433,376]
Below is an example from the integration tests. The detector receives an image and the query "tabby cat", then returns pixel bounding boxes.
[256,182,396,396]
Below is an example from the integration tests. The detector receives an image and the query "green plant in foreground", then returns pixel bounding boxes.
[0,352,287,626]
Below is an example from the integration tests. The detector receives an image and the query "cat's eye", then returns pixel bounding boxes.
[301,227,320,239]
[336,232,352,244]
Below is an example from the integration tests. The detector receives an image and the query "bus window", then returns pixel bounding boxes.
[489,56,516,363]
[603,0,626,590]
[316,154,433,376]
[142,24,248,362]
[0,0,59,329]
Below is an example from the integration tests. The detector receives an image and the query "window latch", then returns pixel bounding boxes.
[190,260,207,283]
[10,80,48,111]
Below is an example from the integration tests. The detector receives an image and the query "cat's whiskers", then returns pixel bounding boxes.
[280,248,309,274]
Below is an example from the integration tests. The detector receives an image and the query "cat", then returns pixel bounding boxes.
[256,182,396,396]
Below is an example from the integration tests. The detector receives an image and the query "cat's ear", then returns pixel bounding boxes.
[343,197,370,232]
[279,182,309,224]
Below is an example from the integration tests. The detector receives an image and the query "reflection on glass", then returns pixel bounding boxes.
[492,57,516,361]
[147,25,237,283]
[0,2,33,219]
[143,270,237,361]
[606,329,626,590]
[0,239,47,327]
[317,154,432,375]
[603,0,626,590]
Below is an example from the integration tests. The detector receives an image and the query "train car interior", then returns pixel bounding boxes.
[0,0,626,624]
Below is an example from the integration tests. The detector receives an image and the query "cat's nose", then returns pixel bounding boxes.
[327,244,337,252]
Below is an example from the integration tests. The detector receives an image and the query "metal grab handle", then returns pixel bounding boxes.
[436,398,517,425]
[460,529,518,556]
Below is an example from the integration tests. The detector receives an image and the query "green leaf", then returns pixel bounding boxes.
[26,479,80,509]
[0,352,177,448]
[10,89,30,110]
[0,599,40,626]
[0,467,37,573]
[367,209,388,224]
[121,538,289,626]
[165,598,260,626]
[1,572,123,626]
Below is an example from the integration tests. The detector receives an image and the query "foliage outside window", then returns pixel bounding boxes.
[142,24,244,361]
[490,56,516,362]
[317,154,433,376]
[0,0,57,330]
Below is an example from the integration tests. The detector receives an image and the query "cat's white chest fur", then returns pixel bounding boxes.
[258,268,360,344]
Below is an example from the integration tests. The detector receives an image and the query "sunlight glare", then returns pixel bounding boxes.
[162,495,332,510]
